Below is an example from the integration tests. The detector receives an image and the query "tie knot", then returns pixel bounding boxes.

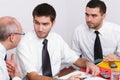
[95,31,99,35]
[43,39,48,45]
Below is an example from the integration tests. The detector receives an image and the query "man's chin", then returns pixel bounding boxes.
[90,26,94,28]
[88,25,94,28]
[37,34,47,38]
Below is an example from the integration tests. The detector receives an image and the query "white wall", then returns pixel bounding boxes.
[0,0,120,49]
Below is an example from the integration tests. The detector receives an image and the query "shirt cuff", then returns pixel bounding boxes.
[13,77,21,80]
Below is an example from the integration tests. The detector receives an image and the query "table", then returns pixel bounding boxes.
[98,61,120,80]
[58,61,120,80]
[59,70,106,80]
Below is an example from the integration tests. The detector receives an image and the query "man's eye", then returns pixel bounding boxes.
[92,15,97,17]
[43,23,49,26]
[85,13,89,16]
[35,22,40,25]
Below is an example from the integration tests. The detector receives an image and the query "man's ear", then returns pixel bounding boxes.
[52,20,55,27]
[8,34,15,43]
[102,13,106,20]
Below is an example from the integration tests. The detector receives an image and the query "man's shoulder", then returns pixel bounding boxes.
[73,23,88,35]
[49,32,63,40]
[104,21,120,32]
[47,32,66,45]
[104,21,120,27]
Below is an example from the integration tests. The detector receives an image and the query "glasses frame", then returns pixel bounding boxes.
[12,32,25,35]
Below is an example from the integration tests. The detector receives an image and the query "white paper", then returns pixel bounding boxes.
[59,70,106,80]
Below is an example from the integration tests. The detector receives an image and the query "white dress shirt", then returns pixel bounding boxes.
[16,30,79,79]
[0,43,21,80]
[0,43,9,80]
[12,77,21,80]
[72,21,120,62]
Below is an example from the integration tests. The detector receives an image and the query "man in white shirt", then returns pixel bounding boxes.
[15,3,100,80]
[72,0,120,64]
[0,16,24,80]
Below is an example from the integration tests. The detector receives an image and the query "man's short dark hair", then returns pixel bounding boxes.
[86,0,106,14]
[32,3,56,22]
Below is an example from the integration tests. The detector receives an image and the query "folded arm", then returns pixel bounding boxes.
[103,53,120,62]
[27,72,54,80]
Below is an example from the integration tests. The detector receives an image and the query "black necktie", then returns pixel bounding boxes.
[4,55,7,61]
[42,39,52,77]
[94,31,103,64]
[4,55,12,80]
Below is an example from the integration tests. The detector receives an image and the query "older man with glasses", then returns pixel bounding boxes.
[0,16,24,80]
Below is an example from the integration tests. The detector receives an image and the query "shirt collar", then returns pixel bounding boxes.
[33,30,52,43]
[98,21,106,35]
[0,42,6,54]
[0,42,7,60]
[45,31,52,40]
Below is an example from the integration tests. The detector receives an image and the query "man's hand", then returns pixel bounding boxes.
[74,58,100,76]
[67,74,81,80]
[6,53,21,78]
[103,53,120,62]
[86,61,100,76]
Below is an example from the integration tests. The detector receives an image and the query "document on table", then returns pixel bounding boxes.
[59,70,106,80]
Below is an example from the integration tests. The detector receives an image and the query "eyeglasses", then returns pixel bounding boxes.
[12,32,25,35]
